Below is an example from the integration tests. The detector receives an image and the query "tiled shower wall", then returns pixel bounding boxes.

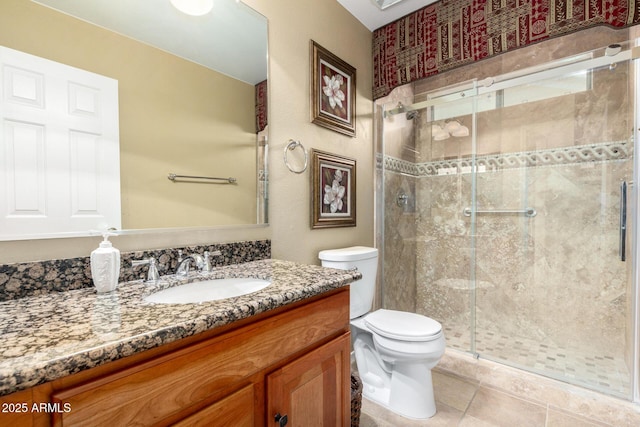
[377,26,635,394]
[416,157,630,348]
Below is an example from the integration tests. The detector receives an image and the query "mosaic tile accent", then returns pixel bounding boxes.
[0,259,360,396]
[382,140,631,176]
[0,240,270,302]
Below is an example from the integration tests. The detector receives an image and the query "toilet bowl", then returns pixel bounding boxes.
[351,309,445,419]
[319,246,446,419]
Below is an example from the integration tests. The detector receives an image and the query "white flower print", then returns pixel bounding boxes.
[323,170,346,213]
[322,74,346,109]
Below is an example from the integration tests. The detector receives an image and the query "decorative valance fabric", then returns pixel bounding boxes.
[373,0,640,99]
[255,79,268,133]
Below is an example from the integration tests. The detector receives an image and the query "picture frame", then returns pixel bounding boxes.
[311,149,356,229]
[310,40,356,137]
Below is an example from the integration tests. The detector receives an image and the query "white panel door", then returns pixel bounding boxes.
[0,46,120,239]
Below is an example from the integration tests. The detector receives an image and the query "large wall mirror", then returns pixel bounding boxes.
[0,0,268,240]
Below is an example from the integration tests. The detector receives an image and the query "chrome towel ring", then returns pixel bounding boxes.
[284,139,308,174]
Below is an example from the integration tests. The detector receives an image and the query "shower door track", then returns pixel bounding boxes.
[386,47,634,117]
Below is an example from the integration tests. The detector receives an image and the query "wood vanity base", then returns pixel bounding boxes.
[0,288,351,426]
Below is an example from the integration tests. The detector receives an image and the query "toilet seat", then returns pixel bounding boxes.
[365,309,442,342]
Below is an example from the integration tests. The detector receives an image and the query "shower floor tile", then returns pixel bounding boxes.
[443,324,632,397]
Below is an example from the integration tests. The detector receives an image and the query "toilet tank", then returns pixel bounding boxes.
[318,246,378,319]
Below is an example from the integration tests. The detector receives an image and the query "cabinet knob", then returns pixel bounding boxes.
[274,413,288,426]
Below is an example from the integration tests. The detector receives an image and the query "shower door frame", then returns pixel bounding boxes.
[633,48,640,403]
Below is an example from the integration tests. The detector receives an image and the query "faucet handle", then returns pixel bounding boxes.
[132,257,160,283]
[203,251,212,272]
[147,258,159,282]
[203,250,222,272]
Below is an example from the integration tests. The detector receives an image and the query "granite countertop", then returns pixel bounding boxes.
[0,259,361,397]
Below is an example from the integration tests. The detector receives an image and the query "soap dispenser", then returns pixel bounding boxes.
[90,232,121,293]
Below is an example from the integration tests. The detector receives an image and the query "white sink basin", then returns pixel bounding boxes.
[144,277,271,304]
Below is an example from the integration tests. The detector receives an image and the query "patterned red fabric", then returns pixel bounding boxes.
[373,0,640,99]
[255,79,268,133]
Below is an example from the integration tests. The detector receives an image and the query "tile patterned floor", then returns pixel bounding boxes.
[443,323,632,397]
[357,352,640,427]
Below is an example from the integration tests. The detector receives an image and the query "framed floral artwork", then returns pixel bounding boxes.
[311,149,356,229]
[310,40,356,137]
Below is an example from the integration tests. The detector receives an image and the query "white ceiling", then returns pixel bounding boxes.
[338,0,437,31]
[32,0,268,85]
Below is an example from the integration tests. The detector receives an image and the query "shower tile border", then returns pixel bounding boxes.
[380,139,632,176]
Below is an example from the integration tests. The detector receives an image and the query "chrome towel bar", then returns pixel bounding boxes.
[463,207,537,217]
[168,173,237,184]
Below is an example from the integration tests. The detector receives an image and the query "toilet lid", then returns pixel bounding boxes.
[364,309,442,342]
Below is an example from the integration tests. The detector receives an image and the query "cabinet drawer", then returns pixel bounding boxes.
[173,384,254,427]
[51,289,348,426]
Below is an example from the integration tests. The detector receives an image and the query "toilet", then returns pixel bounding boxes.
[319,246,445,419]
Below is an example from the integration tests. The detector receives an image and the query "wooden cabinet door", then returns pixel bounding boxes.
[267,333,350,427]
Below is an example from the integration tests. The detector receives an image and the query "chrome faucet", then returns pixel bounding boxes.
[176,254,204,276]
[175,253,205,277]
[175,249,222,276]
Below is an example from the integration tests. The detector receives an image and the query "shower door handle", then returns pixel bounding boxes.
[620,181,627,262]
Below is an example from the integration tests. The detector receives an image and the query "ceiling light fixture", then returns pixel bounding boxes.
[373,0,405,10]
[170,0,213,16]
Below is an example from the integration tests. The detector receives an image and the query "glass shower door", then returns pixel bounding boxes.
[379,42,636,399]
[471,54,635,398]
[412,85,481,359]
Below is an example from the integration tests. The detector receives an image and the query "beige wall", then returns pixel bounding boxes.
[245,0,375,264]
[118,50,257,229]
[0,0,374,265]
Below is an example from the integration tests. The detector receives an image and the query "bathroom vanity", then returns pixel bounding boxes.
[0,259,360,426]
